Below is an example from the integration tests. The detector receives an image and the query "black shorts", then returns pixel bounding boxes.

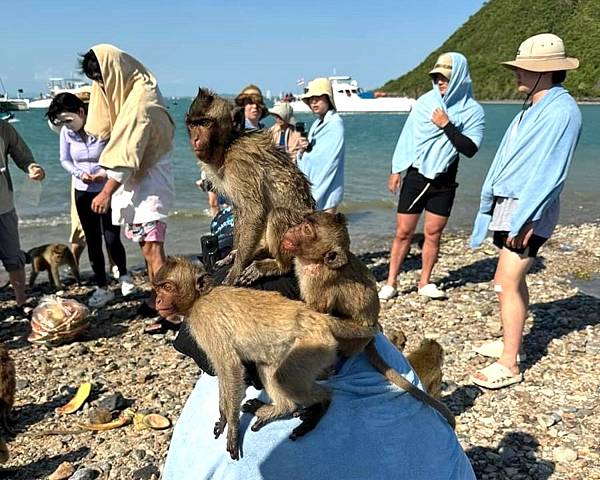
[492,231,547,258]
[397,162,459,217]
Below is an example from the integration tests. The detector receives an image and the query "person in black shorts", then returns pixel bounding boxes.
[379,52,485,300]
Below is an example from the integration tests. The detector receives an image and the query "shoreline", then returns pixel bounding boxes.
[0,223,599,478]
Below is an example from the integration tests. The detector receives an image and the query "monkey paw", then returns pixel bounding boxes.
[215,249,237,269]
[241,399,266,415]
[214,414,227,439]
[290,401,330,441]
[226,429,240,460]
[237,264,262,286]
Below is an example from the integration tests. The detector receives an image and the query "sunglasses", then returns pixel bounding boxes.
[51,115,79,127]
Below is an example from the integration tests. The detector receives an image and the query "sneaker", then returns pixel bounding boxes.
[119,274,136,297]
[88,287,115,308]
[378,284,398,300]
[111,265,120,280]
[418,283,447,299]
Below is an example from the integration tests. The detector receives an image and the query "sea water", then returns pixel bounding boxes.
[6,102,600,271]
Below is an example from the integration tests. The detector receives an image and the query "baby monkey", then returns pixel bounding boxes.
[26,243,80,289]
[281,212,454,427]
[153,257,377,460]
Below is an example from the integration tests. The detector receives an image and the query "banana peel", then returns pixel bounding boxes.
[77,408,135,431]
[56,382,92,415]
[133,412,171,431]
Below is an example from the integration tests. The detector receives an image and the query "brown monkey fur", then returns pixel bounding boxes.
[26,243,80,289]
[153,257,378,460]
[185,88,315,285]
[0,343,16,437]
[281,212,454,428]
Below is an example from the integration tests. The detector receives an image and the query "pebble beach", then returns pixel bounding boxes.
[0,222,598,480]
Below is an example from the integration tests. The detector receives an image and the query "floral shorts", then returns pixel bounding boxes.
[124,221,167,243]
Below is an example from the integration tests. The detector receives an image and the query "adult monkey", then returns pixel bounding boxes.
[185,88,315,285]
[281,211,455,427]
[26,243,81,289]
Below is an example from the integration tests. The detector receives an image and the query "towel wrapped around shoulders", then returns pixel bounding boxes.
[85,44,174,180]
[162,333,475,480]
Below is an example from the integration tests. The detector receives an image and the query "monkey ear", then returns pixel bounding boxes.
[324,249,348,269]
[334,212,347,226]
[195,271,215,295]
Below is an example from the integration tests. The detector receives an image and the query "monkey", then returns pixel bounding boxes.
[185,88,315,285]
[0,343,16,437]
[26,243,80,289]
[153,257,379,460]
[0,436,7,464]
[281,211,455,428]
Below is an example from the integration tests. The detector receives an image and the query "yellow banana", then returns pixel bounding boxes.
[55,382,92,415]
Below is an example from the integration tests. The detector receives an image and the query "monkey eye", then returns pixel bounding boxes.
[160,282,176,293]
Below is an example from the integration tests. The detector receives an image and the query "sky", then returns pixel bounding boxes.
[1,0,485,98]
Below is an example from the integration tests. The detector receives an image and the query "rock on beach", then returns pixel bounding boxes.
[0,223,598,479]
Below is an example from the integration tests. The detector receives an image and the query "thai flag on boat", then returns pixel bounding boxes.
[296,78,305,87]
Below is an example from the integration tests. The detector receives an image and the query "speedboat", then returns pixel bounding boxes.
[278,76,415,114]
[29,78,92,109]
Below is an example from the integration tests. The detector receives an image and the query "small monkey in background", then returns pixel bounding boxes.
[281,212,454,426]
[0,343,16,436]
[185,88,315,285]
[26,243,80,289]
[153,257,378,460]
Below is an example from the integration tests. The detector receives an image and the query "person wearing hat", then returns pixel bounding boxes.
[297,77,345,212]
[268,102,302,163]
[235,84,268,132]
[470,33,582,389]
[378,53,485,301]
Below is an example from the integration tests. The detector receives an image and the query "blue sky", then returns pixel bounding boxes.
[2,0,484,97]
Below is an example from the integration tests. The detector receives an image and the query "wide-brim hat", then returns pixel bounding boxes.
[268,102,296,125]
[429,53,453,80]
[235,84,268,119]
[302,77,336,110]
[502,33,579,72]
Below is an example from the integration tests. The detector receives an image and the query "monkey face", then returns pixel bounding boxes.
[187,121,216,162]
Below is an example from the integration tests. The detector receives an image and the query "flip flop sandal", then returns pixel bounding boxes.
[473,340,526,362]
[469,361,523,389]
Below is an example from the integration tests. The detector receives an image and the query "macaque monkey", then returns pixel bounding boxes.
[0,343,15,436]
[153,257,378,460]
[185,88,315,285]
[281,212,454,428]
[26,244,80,289]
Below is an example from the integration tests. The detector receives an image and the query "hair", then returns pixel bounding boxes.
[551,70,567,84]
[46,92,86,124]
[79,49,103,82]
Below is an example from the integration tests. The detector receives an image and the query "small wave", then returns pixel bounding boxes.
[19,214,70,227]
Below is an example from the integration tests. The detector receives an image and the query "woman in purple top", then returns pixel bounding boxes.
[47,93,133,308]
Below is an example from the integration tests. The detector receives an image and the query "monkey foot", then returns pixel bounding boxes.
[241,399,266,415]
[214,413,227,439]
[215,249,237,269]
[290,401,330,441]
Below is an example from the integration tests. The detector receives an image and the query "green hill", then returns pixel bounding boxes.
[380,0,600,100]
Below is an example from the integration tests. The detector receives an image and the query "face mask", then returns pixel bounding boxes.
[55,112,84,131]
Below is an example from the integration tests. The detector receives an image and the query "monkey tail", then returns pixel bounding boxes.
[327,318,378,340]
[364,342,456,430]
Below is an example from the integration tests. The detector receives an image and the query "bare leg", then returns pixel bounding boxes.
[139,241,166,283]
[9,269,26,307]
[419,211,449,288]
[384,213,420,288]
[474,248,533,380]
[207,191,219,217]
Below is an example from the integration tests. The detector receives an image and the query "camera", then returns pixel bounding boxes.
[295,122,312,152]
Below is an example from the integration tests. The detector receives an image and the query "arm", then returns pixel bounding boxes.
[442,122,478,157]
[5,122,37,172]
[59,130,88,180]
[90,170,126,214]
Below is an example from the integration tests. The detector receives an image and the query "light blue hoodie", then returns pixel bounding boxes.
[392,53,485,179]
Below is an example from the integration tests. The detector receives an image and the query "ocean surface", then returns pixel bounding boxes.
[5,101,600,272]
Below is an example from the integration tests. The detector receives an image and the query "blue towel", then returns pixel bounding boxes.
[162,334,475,480]
[298,109,345,210]
[470,85,582,247]
[392,53,485,180]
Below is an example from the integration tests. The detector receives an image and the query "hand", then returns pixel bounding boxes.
[297,137,310,153]
[81,173,94,184]
[195,178,207,192]
[431,108,449,129]
[28,164,45,181]
[388,173,401,194]
[506,222,535,250]
[91,191,111,214]
[92,173,107,183]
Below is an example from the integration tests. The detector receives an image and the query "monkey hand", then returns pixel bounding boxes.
[226,426,240,460]
[214,412,227,439]
[237,263,262,286]
[214,249,237,269]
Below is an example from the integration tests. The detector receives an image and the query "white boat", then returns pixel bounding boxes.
[29,78,92,109]
[279,76,415,114]
[0,93,29,111]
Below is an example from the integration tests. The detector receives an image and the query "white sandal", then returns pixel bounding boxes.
[473,340,526,362]
[470,361,523,389]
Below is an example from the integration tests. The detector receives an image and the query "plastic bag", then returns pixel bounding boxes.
[28,295,90,346]
[18,177,42,207]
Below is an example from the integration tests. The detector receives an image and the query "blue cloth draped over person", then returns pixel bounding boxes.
[298,78,345,212]
[162,333,475,480]
[470,85,582,246]
[392,52,485,179]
